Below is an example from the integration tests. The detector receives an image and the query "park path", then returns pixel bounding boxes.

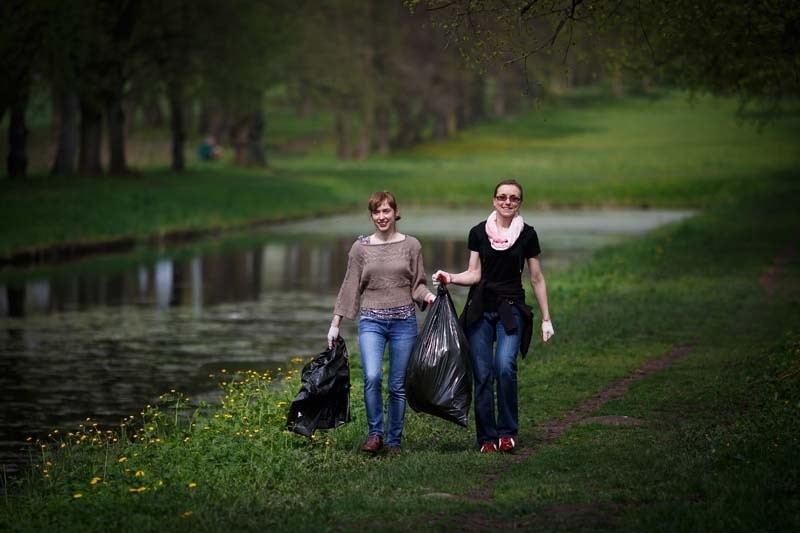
[439,342,695,532]
[462,343,695,505]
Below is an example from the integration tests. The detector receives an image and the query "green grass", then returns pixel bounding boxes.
[1,90,799,530]
[2,91,798,258]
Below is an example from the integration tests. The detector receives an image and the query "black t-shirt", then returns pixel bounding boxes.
[468,221,541,291]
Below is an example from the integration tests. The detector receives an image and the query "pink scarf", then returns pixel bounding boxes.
[485,210,524,251]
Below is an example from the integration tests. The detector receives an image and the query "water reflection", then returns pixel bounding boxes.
[0,207,694,467]
[0,235,477,466]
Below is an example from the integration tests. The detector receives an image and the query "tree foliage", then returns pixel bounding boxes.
[413,0,800,104]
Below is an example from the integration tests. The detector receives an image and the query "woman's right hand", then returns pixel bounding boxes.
[432,270,451,288]
[327,325,340,348]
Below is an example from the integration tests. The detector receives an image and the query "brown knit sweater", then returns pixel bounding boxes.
[334,235,433,320]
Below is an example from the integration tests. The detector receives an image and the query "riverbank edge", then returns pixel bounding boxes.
[0,200,663,269]
[1,177,797,531]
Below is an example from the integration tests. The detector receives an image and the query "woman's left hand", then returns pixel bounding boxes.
[542,320,554,342]
[426,293,436,305]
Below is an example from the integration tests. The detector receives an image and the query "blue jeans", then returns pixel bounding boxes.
[467,308,523,446]
[358,315,417,447]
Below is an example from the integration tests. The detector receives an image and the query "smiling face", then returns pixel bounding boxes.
[493,183,523,218]
[371,200,398,233]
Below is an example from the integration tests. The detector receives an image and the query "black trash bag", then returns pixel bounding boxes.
[286,337,351,437]
[405,284,472,427]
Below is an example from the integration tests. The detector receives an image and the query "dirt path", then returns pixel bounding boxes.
[454,342,694,528]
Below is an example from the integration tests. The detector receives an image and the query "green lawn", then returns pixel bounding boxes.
[2,91,797,257]
[1,90,799,531]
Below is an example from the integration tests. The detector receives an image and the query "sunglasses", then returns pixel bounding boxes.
[494,194,521,204]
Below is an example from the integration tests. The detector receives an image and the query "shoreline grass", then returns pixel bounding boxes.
[2,92,797,259]
[1,172,797,531]
[1,91,799,530]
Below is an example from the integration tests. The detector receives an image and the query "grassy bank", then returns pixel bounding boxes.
[2,164,798,532]
[2,92,797,258]
[1,92,799,530]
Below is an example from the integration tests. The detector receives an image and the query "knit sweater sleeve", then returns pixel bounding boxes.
[408,236,431,305]
[333,241,364,320]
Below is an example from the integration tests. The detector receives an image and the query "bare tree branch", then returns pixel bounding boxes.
[520,1,540,17]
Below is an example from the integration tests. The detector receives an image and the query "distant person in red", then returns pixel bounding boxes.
[197,135,222,161]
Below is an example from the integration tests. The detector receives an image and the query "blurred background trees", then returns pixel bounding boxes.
[2,0,798,178]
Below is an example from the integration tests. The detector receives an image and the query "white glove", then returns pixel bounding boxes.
[432,270,451,289]
[327,325,340,348]
[542,320,554,342]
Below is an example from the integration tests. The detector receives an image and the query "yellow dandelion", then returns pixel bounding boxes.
[135,470,145,478]
[183,437,190,443]
[118,456,128,463]
[128,487,147,493]
[187,482,197,489]
[90,476,102,485]
[181,511,193,518]
[73,492,83,499]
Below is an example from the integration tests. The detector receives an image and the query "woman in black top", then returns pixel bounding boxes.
[433,179,554,453]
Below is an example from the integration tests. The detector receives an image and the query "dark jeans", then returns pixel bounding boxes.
[467,307,522,446]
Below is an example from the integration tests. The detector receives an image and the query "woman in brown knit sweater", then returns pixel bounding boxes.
[327,191,436,455]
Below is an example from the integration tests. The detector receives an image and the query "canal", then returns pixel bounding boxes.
[0,207,693,467]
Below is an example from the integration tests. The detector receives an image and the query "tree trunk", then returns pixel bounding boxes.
[79,98,103,175]
[493,75,508,116]
[168,84,185,172]
[142,100,165,128]
[354,114,372,160]
[393,100,421,149]
[7,89,29,178]
[246,110,266,166]
[230,115,250,166]
[51,88,79,176]
[334,112,352,159]
[374,105,390,155]
[432,111,448,139]
[469,77,486,123]
[106,82,129,175]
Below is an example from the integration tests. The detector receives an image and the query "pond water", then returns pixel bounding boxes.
[0,207,693,467]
